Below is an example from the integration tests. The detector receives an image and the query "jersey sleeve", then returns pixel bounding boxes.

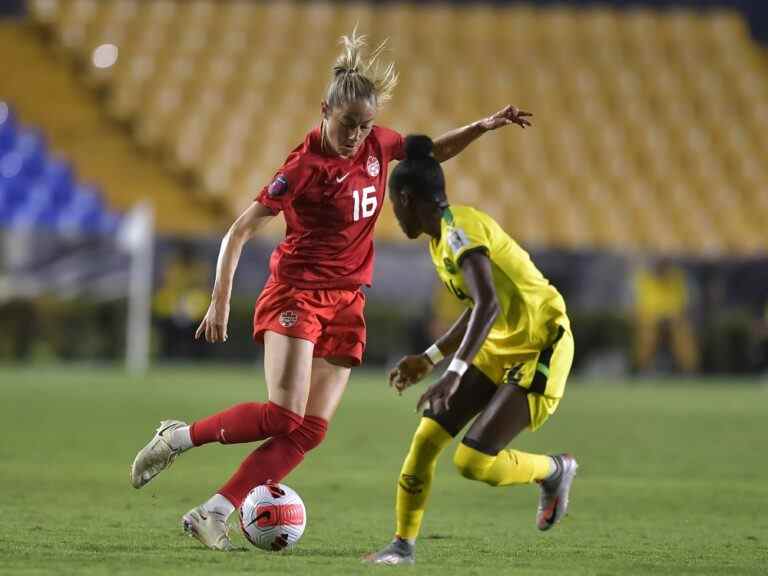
[255,152,314,214]
[447,210,491,267]
[375,126,405,161]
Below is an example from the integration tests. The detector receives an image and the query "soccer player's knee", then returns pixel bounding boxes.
[265,401,304,437]
[291,415,328,453]
[274,418,302,437]
[453,442,498,486]
[409,417,452,458]
[452,444,481,480]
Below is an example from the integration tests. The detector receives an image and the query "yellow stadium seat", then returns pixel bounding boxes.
[38,1,768,252]
[29,0,61,26]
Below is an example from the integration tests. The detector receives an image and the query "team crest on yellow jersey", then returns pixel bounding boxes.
[447,228,470,254]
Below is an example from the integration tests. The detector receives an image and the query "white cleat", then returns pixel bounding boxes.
[130,420,187,489]
[536,453,579,531]
[362,538,415,565]
[182,506,233,551]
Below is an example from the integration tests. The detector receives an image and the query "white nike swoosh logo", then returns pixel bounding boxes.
[336,172,351,183]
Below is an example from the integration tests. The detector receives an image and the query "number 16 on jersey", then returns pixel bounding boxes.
[353,186,377,222]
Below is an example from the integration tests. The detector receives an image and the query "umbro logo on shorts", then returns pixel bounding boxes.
[279,310,298,327]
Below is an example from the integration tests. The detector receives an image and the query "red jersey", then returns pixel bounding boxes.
[256,125,404,289]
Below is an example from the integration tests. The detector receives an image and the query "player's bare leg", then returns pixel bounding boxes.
[304,355,352,421]
[459,384,577,531]
[131,333,313,493]
[261,331,315,416]
[183,349,350,551]
[183,332,315,551]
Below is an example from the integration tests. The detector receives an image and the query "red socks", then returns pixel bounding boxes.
[190,401,303,446]
[219,415,328,507]
[190,402,328,507]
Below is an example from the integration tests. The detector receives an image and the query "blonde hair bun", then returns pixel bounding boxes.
[327,27,398,107]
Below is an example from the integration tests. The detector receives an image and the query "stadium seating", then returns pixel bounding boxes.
[0,17,225,234]
[27,0,768,254]
[0,101,121,235]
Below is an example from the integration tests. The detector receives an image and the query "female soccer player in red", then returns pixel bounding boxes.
[130,31,532,551]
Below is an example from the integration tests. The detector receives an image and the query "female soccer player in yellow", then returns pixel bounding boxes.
[365,134,578,565]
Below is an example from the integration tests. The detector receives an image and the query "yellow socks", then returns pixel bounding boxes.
[394,420,555,541]
[395,418,452,541]
[453,442,554,487]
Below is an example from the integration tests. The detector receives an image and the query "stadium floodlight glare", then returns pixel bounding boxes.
[92,44,118,69]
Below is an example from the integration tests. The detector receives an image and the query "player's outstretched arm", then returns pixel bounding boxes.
[417,251,500,413]
[389,309,471,395]
[431,308,471,359]
[195,202,276,343]
[431,105,533,163]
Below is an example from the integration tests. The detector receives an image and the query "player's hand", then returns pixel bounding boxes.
[416,371,462,414]
[388,354,433,395]
[477,105,533,131]
[195,298,230,343]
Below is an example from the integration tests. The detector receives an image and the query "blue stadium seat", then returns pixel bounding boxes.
[10,203,57,231]
[0,151,24,179]
[15,129,48,179]
[0,177,29,210]
[37,159,75,207]
[0,103,122,237]
[96,211,121,235]
[56,184,106,235]
[0,102,17,154]
[0,179,11,223]
[71,183,104,213]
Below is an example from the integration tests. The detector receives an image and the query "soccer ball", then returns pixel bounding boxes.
[239,483,306,551]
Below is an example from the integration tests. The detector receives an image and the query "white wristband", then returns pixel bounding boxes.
[424,344,444,365]
[447,358,469,377]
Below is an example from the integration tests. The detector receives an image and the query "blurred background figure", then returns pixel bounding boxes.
[0,299,38,360]
[749,299,768,375]
[152,242,210,360]
[632,259,699,374]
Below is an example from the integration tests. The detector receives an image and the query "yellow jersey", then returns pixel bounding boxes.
[634,266,689,322]
[428,205,569,356]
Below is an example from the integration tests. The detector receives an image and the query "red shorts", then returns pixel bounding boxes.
[253,277,367,366]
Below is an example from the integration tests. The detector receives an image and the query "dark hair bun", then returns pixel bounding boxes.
[404,134,434,161]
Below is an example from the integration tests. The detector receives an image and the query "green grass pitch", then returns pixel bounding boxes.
[1,365,766,575]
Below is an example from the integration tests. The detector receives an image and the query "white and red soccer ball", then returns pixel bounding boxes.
[239,483,306,551]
